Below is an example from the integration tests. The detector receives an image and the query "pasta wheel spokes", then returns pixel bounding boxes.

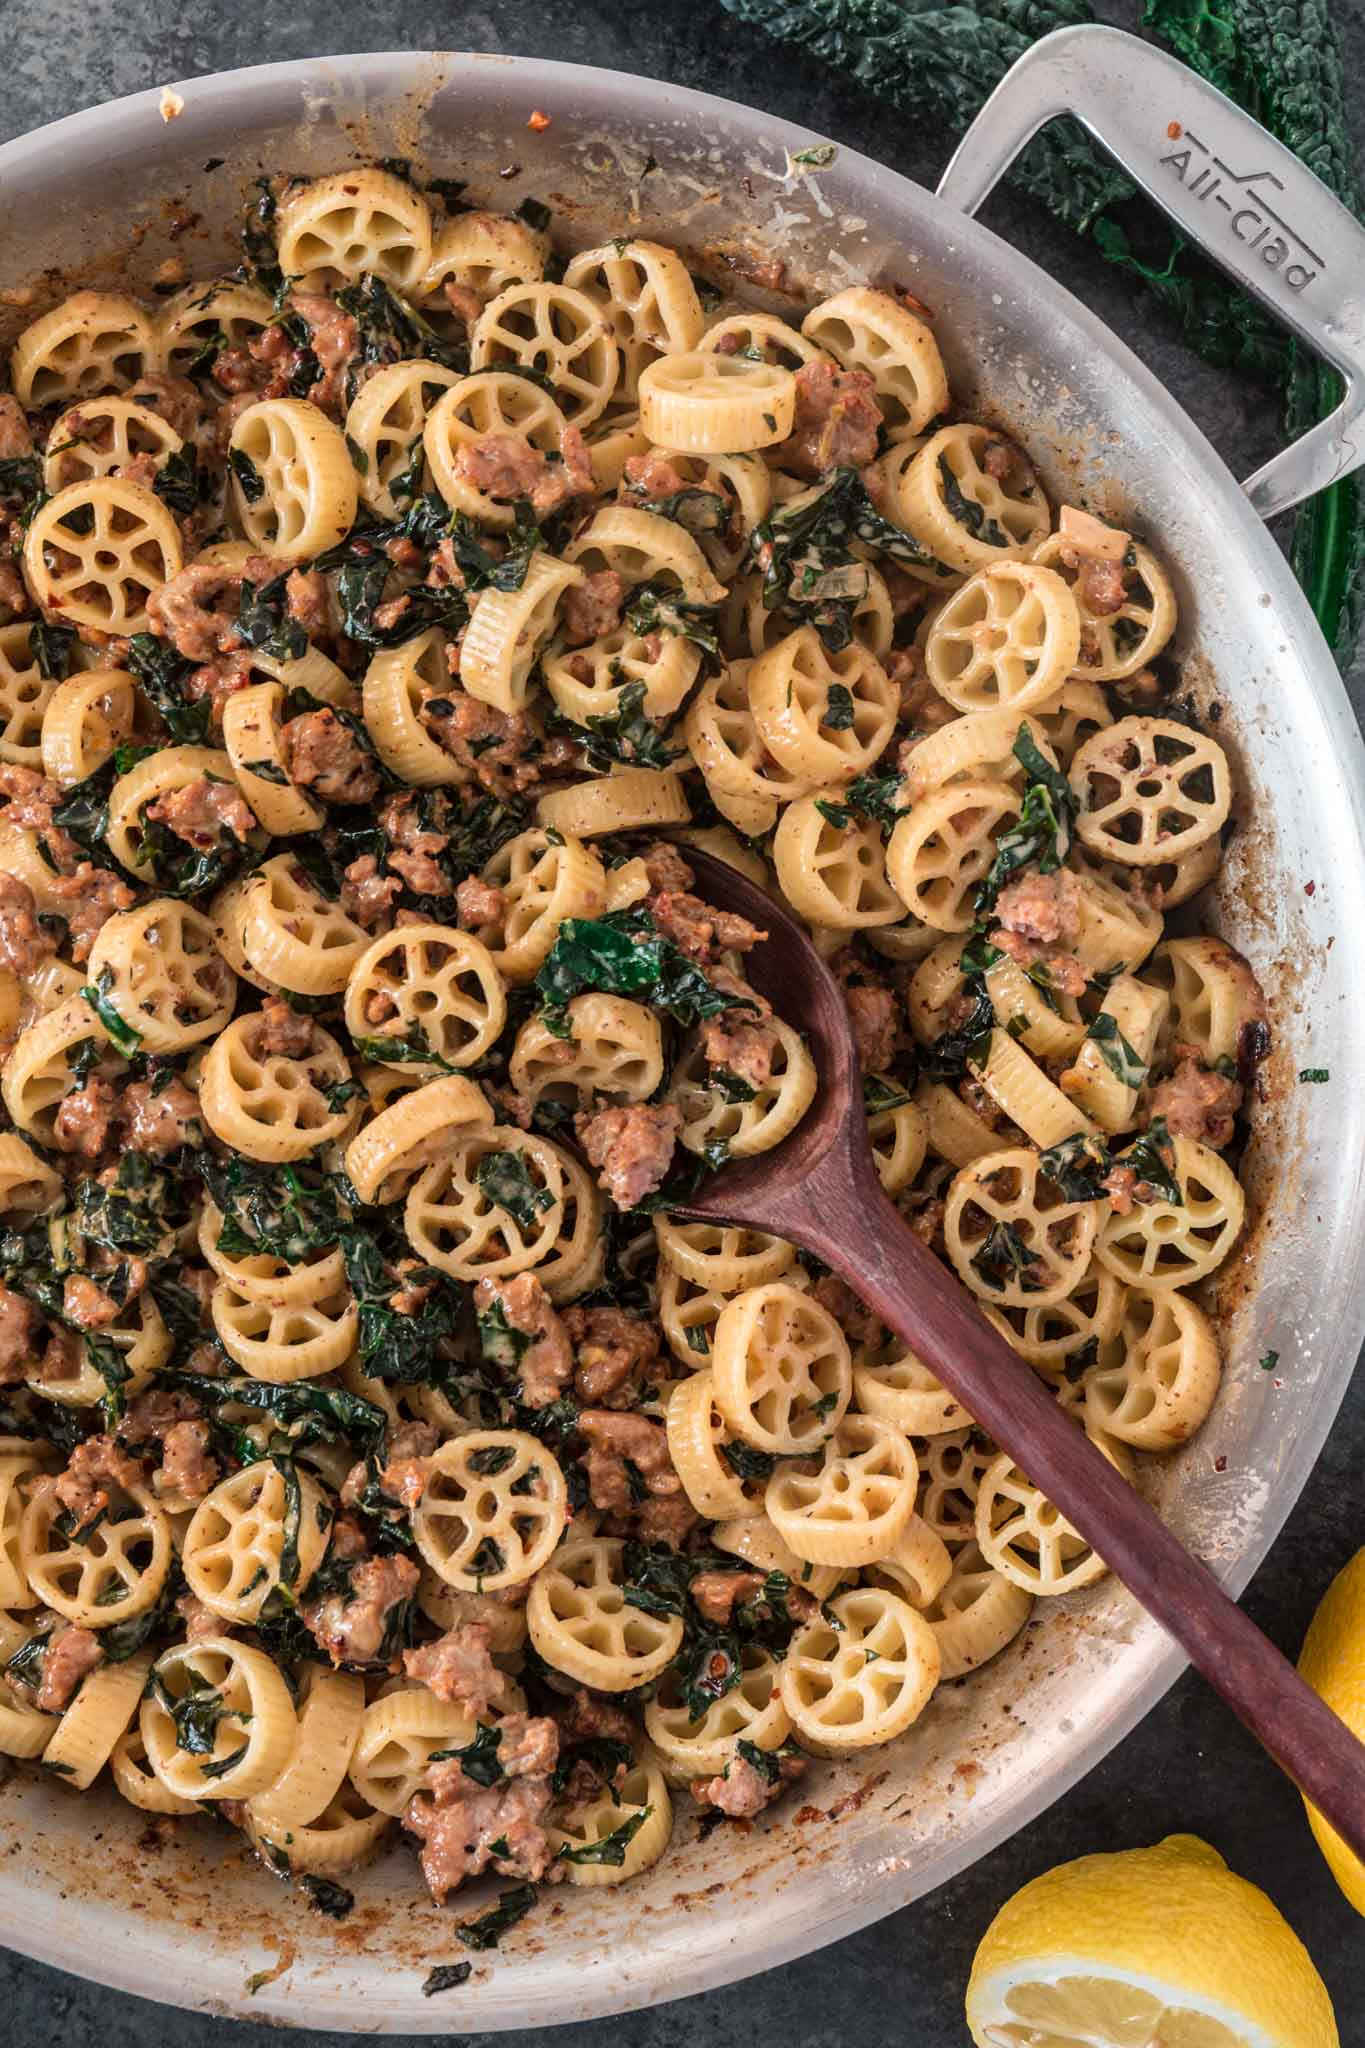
[945,1148,1100,1308]
[412,1432,568,1591]
[1070,717,1232,864]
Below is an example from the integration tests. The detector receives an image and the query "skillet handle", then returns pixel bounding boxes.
[935,23,1365,521]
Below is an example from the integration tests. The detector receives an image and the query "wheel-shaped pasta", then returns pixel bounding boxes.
[549,1753,673,1885]
[1096,1134,1245,1290]
[852,1337,971,1436]
[710,1280,851,1455]
[11,290,160,406]
[42,1650,154,1790]
[42,395,183,494]
[625,446,772,583]
[239,853,370,994]
[275,167,434,292]
[921,1539,1033,1679]
[780,1585,940,1748]
[967,1028,1099,1151]
[344,1072,493,1205]
[246,1664,365,1833]
[111,1723,201,1815]
[563,239,704,398]
[975,1437,1132,1596]
[476,826,606,980]
[347,1687,477,1816]
[1033,529,1178,679]
[40,666,135,786]
[868,1091,929,1194]
[344,358,462,518]
[210,1274,359,1383]
[0,1132,62,1219]
[411,1431,568,1591]
[683,664,813,834]
[22,1480,171,1626]
[658,1263,730,1367]
[895,423,1051,573]
[666,1369,763,1520]
[536,768,692,842]
[156,277,274,380]
[0,623,56,769]
[653,1215,794,1292]
[774,793,906,928]
[669,1018,816,1161]
[221,680,326,834]
[766,1414,919,1566]
[510,994,663,1110]
[228,398,357,558]
[886,777,1022,931]
[982,950,1086,1062]
[358,629,468,786]
[343,922,506,1071]
[924,562,1080,716]
[200,1011,360,1162]
[527,1536,683,1690]
[404,1124,600,1296]
[1057,973,1170,1134]
[1070,717,1232,864]
[470,282,618,424]
[460,551,585,714]
[102,742,252,880]
[418,209,548,308]
[1069,858,1164,976]
[983,1260,1127,1376]
[86,899,236,1055]
[182,1460,330,1621]
[700,311,828,369]
[24,478,182,634]
[637,351,796,453]
[423,370,569,527]
[869,1513,954,1609]
[2,991,115,1147]
[247,1781,392,1876]
[903,707,1064,804]
[748,629,896,784]
[801,286,948,437]
[646,1646,790,1782]
[945,1146,1100,1307]
[1142,935,1267,1066]
[917,1427,999,1548]
[1082,1284,1221,1449]
[141,1636,296,1801]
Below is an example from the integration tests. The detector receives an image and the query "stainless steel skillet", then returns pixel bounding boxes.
[0,25,1363,2032]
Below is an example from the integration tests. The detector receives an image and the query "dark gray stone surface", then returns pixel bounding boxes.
[2,0,1364,2039]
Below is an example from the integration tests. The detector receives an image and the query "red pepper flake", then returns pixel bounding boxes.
[1167,121,1183,139]
[1213,1454,1227,1473]
[527,109,551,132]
[1305,879,1316,896]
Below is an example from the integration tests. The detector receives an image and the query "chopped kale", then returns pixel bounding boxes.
[454,1881,539,1950]
[202,1155,349,1264]
[422,1962,473,1995]
[623,579,722,655]
[300,1876,354,1919]
[152,447,201,519]
[938,456,1007,548]
[28,620,76,681]
[1086,1012,1148,1090]
[1120,1115,1183,1206]
[568,679,682,774]
[1037,1129,1110,1202]
[969,1219,1035,1291]
[748,466,949,650]
[229,447,266,504]
[430,1720,506,1786]
[127,635,212,745]
[237,573,308,661]
[556,1807,650,1866]
[535,909,754,1039]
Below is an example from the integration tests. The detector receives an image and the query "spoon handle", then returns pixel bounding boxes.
[793,1159,1365,1865]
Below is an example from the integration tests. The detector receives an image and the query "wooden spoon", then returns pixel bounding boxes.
[673,847,1365,1860]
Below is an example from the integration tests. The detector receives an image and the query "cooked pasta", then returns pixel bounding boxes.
[0,163,1264,1936]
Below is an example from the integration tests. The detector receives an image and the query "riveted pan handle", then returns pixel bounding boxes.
[936,23,1365,520]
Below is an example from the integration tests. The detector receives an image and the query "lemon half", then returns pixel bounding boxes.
[966,1834,1337,2048]
[1298,1545,1365,1916]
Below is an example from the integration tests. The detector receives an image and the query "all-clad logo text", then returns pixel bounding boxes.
[1160,128,1322,292]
